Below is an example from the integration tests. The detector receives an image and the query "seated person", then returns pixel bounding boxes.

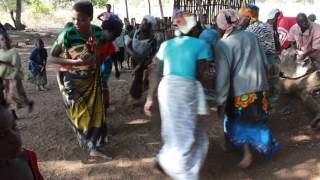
[0,106,43,180]
[288,13,320,62]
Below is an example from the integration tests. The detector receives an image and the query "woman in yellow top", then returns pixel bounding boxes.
[0,31,33,112]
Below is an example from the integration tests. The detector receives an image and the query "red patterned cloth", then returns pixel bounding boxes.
[96,42,116,65]
[23,149,44,180]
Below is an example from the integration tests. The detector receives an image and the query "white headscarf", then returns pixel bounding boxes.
[172,12,197,36]
[143,15,157,25]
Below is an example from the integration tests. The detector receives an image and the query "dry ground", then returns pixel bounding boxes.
[7,30,320,180]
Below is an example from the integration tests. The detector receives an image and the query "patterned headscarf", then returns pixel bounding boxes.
[239,4,259,23]
[239,7,251,17]
[216,9,239,38]
[216,9,240,30]
[173,12,197,36]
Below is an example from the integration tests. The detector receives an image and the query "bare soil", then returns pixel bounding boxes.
[9,30,320,180]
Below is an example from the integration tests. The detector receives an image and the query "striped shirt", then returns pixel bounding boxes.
[51,25,107,56]
[246,21,276,56]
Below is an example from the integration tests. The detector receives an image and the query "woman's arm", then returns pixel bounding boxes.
[49,55,81,65]
[144,57,163,117]
[11,49,21,70]
[125,42,146,60]
[147,57,163,101]
[97,13,104,21]
[49,40,93,66]
[0,60,14,67]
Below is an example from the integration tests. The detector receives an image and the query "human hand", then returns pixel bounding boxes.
[0,60,14,67]
[295,50,305,60]
[296,50,304,56]
[144,98,154,117]
[73,55,95,65]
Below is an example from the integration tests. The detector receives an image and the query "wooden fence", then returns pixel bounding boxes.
[154,0,256,42]
[174,0,255,24]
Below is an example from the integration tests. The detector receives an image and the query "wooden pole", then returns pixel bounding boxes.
[159,0,164,19]
[15,0,22,29]
[148,0,151,15]
[125,0,129,20]
[196,0,202,21]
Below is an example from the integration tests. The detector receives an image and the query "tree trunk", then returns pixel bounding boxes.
[125,0,129,20]
[15,0,24,30]
[148,0,151,15]
[10,10,17,28]
[196,0,202,21]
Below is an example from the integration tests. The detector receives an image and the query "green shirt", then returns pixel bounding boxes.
[51,25,106,57]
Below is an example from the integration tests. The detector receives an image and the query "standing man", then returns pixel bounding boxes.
[97,4,117,21]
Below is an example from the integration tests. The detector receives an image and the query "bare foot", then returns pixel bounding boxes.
[89,149,112,161]
[37,86,44,91]
[238,144,253,169]
[42,86,49,91]
[238,153,253,168]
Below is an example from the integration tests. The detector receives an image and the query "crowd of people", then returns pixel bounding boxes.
[0,0,320,179]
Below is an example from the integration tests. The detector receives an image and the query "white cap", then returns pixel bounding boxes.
[173,13,197,35]
[268,9,280,19]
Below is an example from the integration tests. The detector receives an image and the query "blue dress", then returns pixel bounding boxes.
[28,48,47,86]
[224,91,282,157]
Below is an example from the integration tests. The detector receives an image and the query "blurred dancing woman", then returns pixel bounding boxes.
[50,1,115,160]
[0,31,33,113]
[145,12,212,179]
[214,9,281,168]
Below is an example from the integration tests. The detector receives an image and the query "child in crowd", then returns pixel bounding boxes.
[0,31,33,112]
[99,19,123,111]
[28,38,48,91]
[0,106,43,180]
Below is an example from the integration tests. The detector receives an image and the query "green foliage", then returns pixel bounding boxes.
[52,0,74,9]
[92,0,107,7]
[27,0,51,16]
[129,0,143,7]
[0,0,16,12]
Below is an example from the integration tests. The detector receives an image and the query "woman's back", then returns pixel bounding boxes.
[156,36,212,80]
[215,30,269,104]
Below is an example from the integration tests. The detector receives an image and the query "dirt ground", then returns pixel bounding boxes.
[8,30,320,180]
